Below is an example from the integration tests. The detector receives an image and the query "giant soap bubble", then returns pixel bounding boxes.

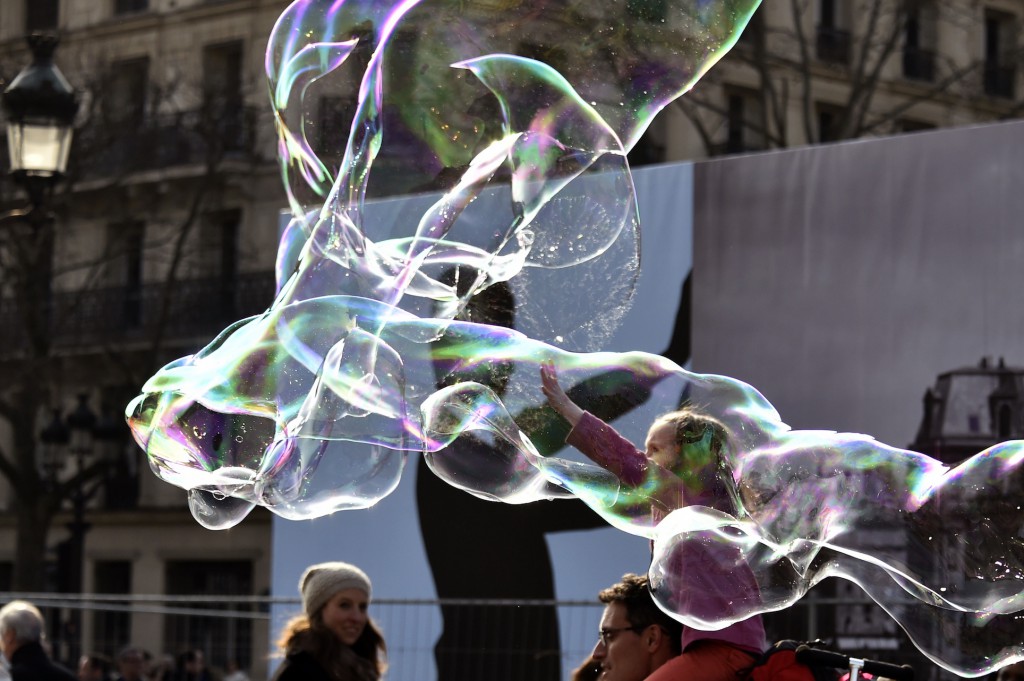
[126,0,1024,676]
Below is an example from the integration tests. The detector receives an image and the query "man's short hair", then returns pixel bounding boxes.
[118,646,144,664]
[0,600,44,644]
[599,573,683,655]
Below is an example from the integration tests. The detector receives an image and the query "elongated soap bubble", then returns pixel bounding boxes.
[125,0,1024,675]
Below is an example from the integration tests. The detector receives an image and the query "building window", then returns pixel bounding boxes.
[114,0,149,14]
[817,0,851,64]
[93,561,132,653]
[0,562,11,591]
[105,57,149,127]
[816,103,844,143]
[984,9,1017,98]
[998,403,1012,439]
[627,116,666,166]
[203,41,246,149]
[103,221,145,327]
[903,1,936,81]
[896,118,936,134]
[722,90,766,154]
[164,561,254,671]
[316,96,355,166]
[195,210,240,279]
[25,0,58,32]
[193,210,241,320]
[735,10,762,46]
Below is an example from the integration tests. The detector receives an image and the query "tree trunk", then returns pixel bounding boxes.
[12,495,53,592]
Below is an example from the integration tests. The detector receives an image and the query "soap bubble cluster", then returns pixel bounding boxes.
[125,0,1023,675]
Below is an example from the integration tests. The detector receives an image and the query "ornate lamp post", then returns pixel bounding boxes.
[3,33,84,662]
[39,394,120,665]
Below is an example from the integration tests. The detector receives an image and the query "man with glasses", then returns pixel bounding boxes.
[590,574,683,681]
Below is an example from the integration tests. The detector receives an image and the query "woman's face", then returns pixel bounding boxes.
[320,588,370,646]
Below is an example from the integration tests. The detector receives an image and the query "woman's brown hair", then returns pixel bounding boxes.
[276,611,387,681]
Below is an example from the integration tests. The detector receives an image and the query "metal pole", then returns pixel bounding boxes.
[66,440,89,665]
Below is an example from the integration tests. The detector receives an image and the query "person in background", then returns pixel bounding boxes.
[174,651,216,681]
[0,600,76,681]
[78,653,112,681]
[115,647,147,681]
[222,661,248,681]
[146,654,175,681]
[273,562,386,681]
[541,363,766,681]
[588,574,682,681]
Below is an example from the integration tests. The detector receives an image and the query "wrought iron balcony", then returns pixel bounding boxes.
[0,271,276,355]
[70,105,260,182]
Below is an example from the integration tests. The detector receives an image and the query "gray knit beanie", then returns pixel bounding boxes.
[300,562,372,617]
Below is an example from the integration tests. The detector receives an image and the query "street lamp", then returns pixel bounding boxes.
[0,32,79,346]
[1,33,79,202]
[39,394,120,666]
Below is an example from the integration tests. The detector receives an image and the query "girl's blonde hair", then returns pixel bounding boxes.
[653,408,740,513]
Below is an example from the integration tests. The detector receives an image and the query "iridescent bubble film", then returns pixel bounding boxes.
[126,0,1023,676]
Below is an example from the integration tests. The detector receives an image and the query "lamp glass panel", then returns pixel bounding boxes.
[5,125,15,169]
[6,121,70,175]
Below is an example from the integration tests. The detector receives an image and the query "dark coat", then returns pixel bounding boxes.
[8,642,76,681]
[271,652,334,681]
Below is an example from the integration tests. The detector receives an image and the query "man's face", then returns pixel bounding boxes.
[591,603,651,681]
[0,628,15,660]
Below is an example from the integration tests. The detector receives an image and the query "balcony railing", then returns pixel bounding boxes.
[0,272,276,354]
[71,106,260,182]
[902,47,936,82]
[816,25,852,64]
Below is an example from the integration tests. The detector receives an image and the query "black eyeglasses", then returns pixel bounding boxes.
[598,625,644,646]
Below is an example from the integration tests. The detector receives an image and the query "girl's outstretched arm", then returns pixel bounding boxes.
[540,360,584,427]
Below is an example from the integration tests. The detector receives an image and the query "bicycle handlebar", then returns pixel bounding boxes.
[795,645,915,681]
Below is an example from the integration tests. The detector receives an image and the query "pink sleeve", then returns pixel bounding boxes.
[566,411,647,486]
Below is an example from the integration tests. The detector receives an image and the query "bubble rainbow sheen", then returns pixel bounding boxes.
[124,0,1024,675]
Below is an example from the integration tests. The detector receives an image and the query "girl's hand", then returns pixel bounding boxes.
[540,360,583,426]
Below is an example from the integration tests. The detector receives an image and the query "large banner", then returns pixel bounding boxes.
[692,119,1024,678]
[272,118,1024,681]
[270,162,694,681]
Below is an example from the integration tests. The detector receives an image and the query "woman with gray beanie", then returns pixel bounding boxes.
[272,562,387,681]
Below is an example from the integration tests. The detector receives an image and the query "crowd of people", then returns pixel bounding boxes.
[0,600,247,681]
[75,647,247,681]
[5,564,1024,681]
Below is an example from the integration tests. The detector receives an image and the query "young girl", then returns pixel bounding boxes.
[273,562,387,681]
[540,361,765,681]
